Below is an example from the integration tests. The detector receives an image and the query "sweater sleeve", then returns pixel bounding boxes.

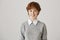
[41,24,47,40]
[19,23,25,40]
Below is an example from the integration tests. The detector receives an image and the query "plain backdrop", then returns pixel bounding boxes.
[0,0,60,40]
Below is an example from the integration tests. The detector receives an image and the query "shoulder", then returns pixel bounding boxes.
[38,20,46,25]
[20,21,27,31]
[21,21,28,26]
[38,20,47,30]
[20,21,28,28]
[37,20,47,29]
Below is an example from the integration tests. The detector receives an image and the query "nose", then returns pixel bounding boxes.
[32,11,34,14]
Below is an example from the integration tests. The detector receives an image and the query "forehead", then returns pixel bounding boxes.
[29,7,38,10]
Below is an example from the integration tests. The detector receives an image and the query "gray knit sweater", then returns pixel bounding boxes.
[19,20,47,40]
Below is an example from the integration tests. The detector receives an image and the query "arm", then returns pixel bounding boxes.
[41,24,47,40]
[19,24,25,40]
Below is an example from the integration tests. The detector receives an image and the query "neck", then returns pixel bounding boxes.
[29,18,37,21]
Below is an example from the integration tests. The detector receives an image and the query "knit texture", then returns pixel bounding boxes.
[19,20,47,40]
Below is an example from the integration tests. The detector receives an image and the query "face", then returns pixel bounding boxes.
[28,8,39,20]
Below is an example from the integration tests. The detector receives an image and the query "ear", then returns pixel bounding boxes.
[27,11,29,15]
[38,11,40,15]
[37,12,39,15]
[28,13,29,15]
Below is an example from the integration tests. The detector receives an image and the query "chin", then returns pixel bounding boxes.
[30,16,36,19]
[32,17,36,19]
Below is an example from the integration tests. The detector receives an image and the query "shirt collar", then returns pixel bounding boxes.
[28,19,38,25]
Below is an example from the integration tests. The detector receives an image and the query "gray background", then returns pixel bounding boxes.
[0,0,60,40]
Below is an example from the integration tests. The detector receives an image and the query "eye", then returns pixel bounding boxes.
[30,10,32,12]
[34,9,37,12]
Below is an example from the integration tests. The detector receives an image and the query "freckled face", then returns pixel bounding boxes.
[28,8,39,20]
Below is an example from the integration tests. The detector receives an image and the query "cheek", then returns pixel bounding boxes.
[28,11,33,15]
[28,11,32,16]
[34,12,38,16]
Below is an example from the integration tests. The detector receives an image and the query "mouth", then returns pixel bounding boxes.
[32,14,35,16]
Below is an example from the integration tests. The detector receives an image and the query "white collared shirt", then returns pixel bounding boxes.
[28,19,38,25]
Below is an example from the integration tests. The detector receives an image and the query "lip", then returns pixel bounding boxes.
[30,15,35,16]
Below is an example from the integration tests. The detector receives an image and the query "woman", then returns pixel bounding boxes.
[20,1,47,40]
